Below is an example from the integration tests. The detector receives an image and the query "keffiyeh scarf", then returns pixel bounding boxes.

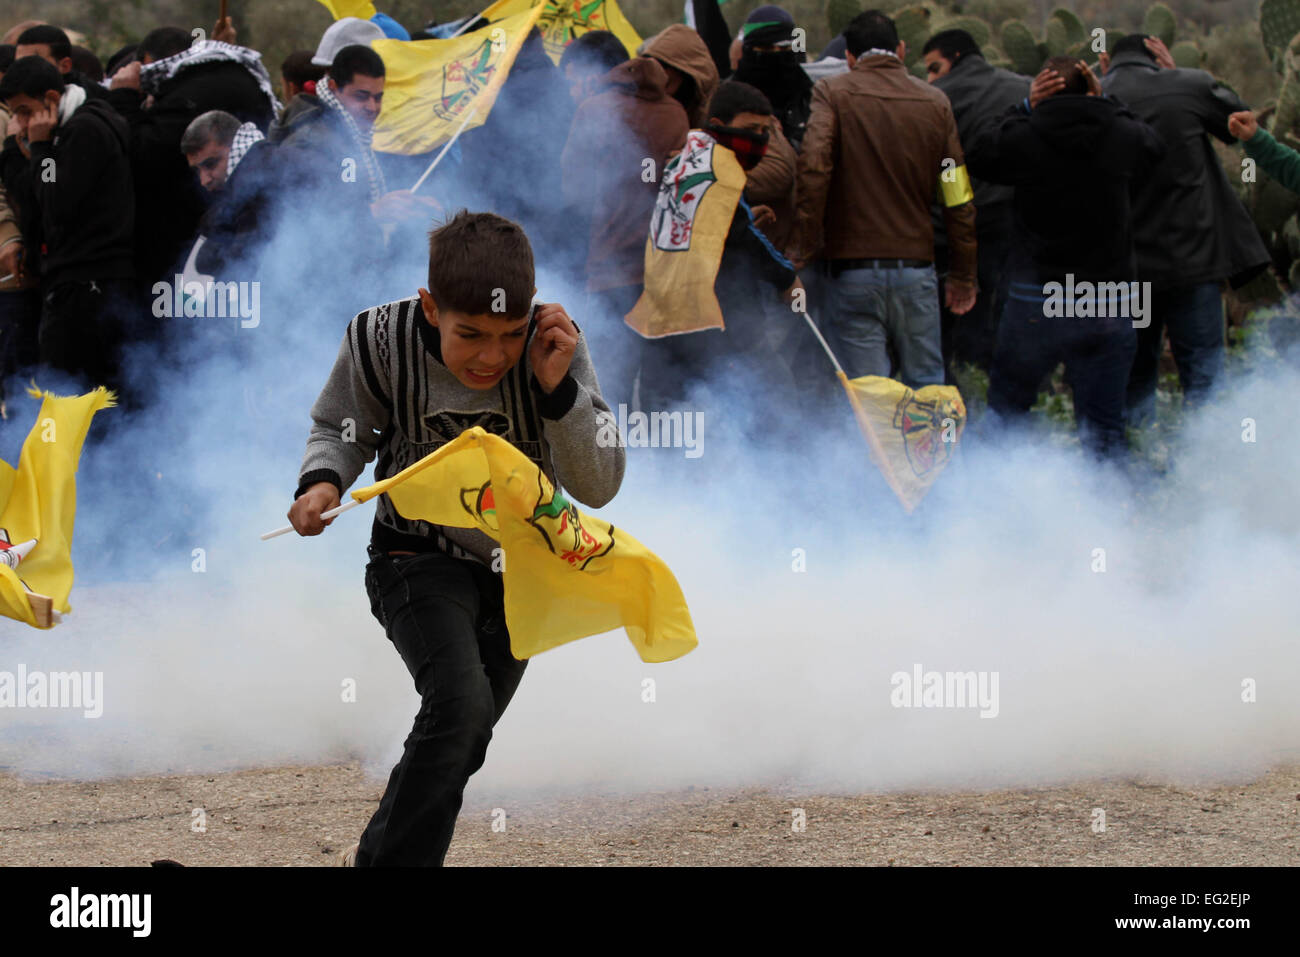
[140,40,283,117]
[227,121,265,179]
[315,76,388,203]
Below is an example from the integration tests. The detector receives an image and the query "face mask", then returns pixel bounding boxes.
[707,124,770,170]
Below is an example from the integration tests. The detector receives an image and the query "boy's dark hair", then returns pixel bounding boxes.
[16,25,71,62]
[70,45,103,81]
[281,50,326,85]
[923,29,981,62]
[1042,56,1090,95]
[1112,33,1156,60]
[558,30,628,76]
[708,80,773,124]
[0,44,14,74]
[329,45,385,88]
[139,27,191,63]
[0,55,65,100]
[844,10,899,57]
[427,211,535,319]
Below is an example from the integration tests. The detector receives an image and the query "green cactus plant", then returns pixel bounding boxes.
[1050,8,1086,46]
[941,16,993,50]
[826,0,862,38]
[1000,19,1041,75]
[1169,40,1201,68]
[1142,3,1177,47]
[894,5,932,64]
[1260,0,1300,66]
[1045,16,1070,56]
[1273,34,1300,137]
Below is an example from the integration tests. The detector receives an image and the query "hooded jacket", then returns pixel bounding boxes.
[968,94,1166,282]
[108,57,276,285]
[561,58,690,293]
[642,24,721,128]
[18,96,134,286]
[1101,51,1270,288]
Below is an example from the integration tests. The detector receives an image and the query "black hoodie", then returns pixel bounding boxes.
[21,96,134,286]
[968,94,1165,283]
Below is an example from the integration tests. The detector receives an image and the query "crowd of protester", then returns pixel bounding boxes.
[0,4,1288,459]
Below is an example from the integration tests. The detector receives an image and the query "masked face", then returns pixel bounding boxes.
[707,112,771,171]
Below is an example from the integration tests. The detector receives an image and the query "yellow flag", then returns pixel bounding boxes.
[350,427,697,663]
[837,372,965,514]
[371,7,544,154]
[626,131,746,338]
[315,0,379,20]
[0,386,114,628]
[480,0,643,64]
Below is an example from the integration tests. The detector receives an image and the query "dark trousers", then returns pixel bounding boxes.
[0,287,41,398]
[356,549,528,867]
[1126,281,1224,425]
[39,278,134,392]
[940,204,1014,378]
[988,291,1136,460]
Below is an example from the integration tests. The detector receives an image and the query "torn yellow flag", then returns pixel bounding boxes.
[625,130,746,338]
[480,0,643,64]
[371,6,544,154]
[837,372,964,514]
[350,427,697,663]
[0,386,114,628]
[315,0,378,20]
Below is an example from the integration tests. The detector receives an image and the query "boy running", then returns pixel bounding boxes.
[288,210,625,866]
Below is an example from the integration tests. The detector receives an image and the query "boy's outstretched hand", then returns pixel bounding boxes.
[529,303,579,393]
[289,481,341,536]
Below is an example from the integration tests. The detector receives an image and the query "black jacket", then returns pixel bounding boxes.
[195,140,278,277]
[968,94,1166,282]
[109,59,275,285]
[934,54,1030,209]
[1101,52,1270,287]
[0,98,134,286]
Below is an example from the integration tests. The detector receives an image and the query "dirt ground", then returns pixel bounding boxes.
[2,763,1298,866]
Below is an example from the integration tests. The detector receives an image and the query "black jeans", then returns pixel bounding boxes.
[39,278,134,390]
[988,289,1136,460]
[356,548,527,866]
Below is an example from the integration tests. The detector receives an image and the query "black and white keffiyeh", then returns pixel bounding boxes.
[315,76,388,203]
[140,40,283,117]
[227,121,264,179]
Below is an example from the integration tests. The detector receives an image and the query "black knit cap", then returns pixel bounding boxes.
[743,5,796,48]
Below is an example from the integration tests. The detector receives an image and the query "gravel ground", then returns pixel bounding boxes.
[2,763,1298,866]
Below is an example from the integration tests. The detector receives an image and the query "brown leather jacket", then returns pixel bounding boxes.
[793,54,977,285]
[744,121,797,254]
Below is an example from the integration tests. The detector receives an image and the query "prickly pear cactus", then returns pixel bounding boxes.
[894,5,932,64]
[1273,34,1300,138]
[1169,41,1201,68]
[942,16,993,50]
[826,0,862,38]
[1045,17,1069,56]
[1142,3,1177,47]
[1050,8,1086,45]
[1260,0,1300,66]
[1000,19,1042,75]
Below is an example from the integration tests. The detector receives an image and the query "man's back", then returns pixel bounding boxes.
[797,54,963,262]
[1102,52,1268,285]
[934,54,1029,208]
[969,94,1165,281]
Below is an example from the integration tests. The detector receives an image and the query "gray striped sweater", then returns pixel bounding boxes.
[296,296,625,566]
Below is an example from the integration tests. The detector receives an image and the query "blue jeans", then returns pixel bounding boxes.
[1126,281,1224,425]
[827,264,943,387]
[356,548,527,867]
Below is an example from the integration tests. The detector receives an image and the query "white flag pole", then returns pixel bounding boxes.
[410,104,481,194]
[260,499,361,541]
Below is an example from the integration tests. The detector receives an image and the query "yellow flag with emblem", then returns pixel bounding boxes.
[314,0,378,20]
[625,130,747,338]
[837,373,964,514]
[371,5,544,155]
[349,427,697,662]
[0,386,114,628]
[479,0,642,64]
